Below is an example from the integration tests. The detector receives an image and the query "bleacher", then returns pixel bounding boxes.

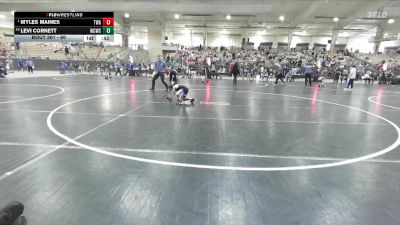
[129,49,151,64]
[357,53,400,64]
[109,49,151,64]
[21,43,74,60]
[0,41,14,59]
[93,45,124,60]
[82,47,102,60]
[14,42,129,61]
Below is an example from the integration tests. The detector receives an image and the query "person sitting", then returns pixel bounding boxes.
[362,71,374,84]
[0,63,7,78]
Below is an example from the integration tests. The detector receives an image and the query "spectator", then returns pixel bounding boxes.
[18,59,24,71]
[345,64,357,90]
[125,61,132,76]
[26,58,34,74]
[275,64,286,85]
[114,60,122,76]
[0,62,7,78]
[5,60,10,72]
[232,61,240,86]
[379,60,388,84]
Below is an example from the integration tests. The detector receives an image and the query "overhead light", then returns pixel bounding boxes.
[388,18,395,24]
[10,11,15,15]
[220,29,228,34]
[174,14,180,19]
[226,14,231,20]
[71,10,75,12]
[0,15,5,19]
[124,13,130,18]
[279,15,285,22]
[333,17,339,22]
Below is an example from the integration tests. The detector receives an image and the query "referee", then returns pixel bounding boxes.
[150,55,169,91]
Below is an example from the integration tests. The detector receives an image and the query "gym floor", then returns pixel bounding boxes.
[0,74,399,225]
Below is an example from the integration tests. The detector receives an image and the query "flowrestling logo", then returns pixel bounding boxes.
[46,12,84,18]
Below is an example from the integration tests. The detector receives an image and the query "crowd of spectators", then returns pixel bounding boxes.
[152,45,400,85]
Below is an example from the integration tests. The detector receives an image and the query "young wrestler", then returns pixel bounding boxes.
[167,83,195,105]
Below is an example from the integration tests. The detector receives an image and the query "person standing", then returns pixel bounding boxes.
[232,61,240,86]
[150,55,168,90]
[202,64,211,84]
[275,64,286,85]
[26,58,34,74]
[345,64,356,90]
[18,59,24,71]
[5,60,10,72]
[283,65,290,82]
[333,68,341,87]
[211,63,218,79]
[260,65,265,79]
[100,63,105,76]
[340,67,348,84]
[124,61,131,76]
[378,60,388,84]
[105,63,113,80]
[138,62,142,76]
[303,61,313,86]
[114,60,122,76]
[93,63,100,75]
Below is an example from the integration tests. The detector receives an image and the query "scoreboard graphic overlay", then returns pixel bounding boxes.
[14,12,114,42]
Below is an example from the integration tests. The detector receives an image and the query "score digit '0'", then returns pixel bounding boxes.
[102,18,114,26]
[102,27,114,34]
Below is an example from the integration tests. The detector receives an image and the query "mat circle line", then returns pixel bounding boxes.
[0,84,65,105]
[47,89,400,171]
[368,95,400,110]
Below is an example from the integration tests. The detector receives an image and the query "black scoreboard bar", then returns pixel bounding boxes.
[15,19,111,27]
[14,12,113,17]
[14,12,114,42]
[15,27,111,35]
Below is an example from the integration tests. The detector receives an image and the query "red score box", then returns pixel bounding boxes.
[102,18,114,26]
